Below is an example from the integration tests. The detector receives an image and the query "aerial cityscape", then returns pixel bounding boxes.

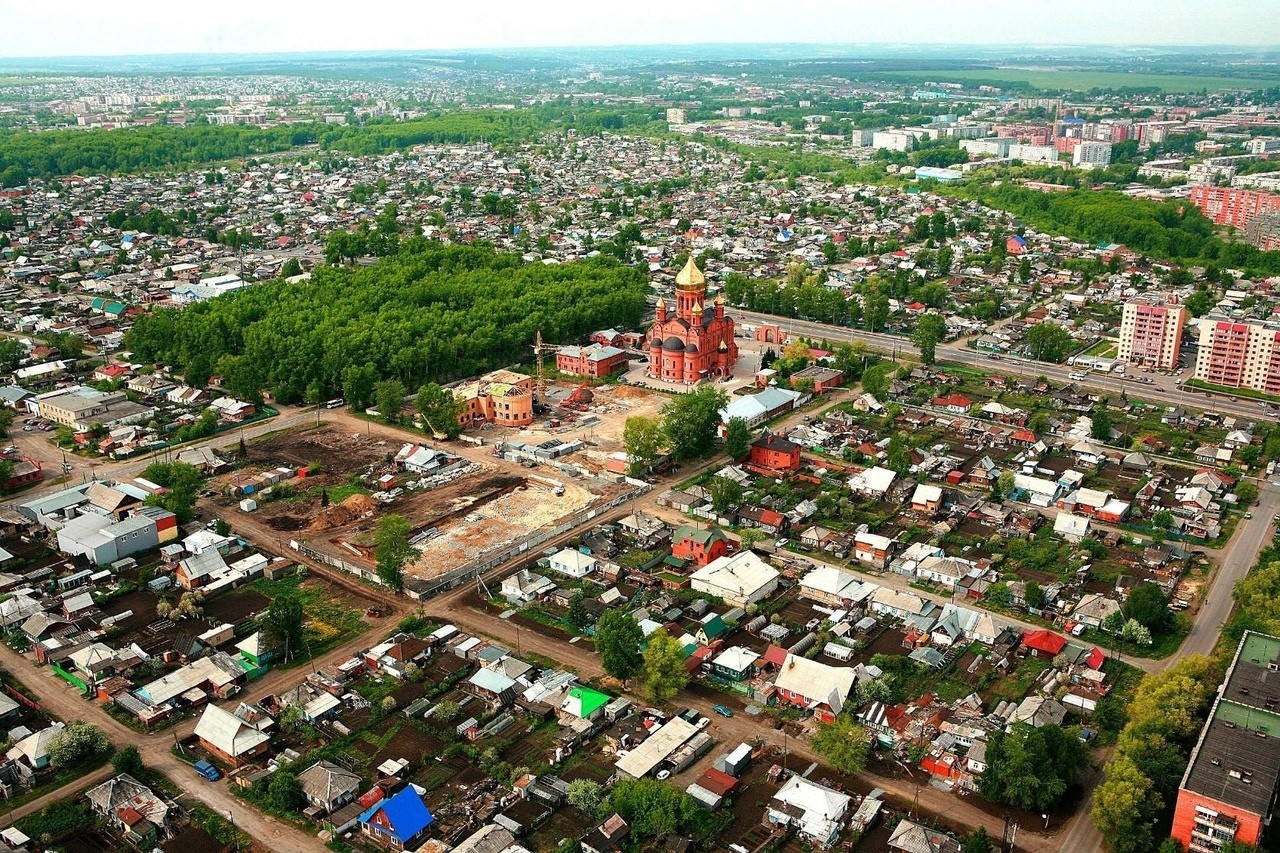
[1,5,1280,853]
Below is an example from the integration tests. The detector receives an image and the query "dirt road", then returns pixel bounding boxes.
[0,637,336,851]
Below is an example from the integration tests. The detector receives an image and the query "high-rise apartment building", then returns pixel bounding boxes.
[1117,294,1187,370]
[1190,186,1280,229]
[1193,318,1280,395]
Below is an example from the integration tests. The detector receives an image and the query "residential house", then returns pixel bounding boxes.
[1054,513,1091,543]
[888,818,962,853]
[690,551,779,607]
[773,653,855,723]
[192,704,271,767]
[1021,629,1067,659]
[580,814,631,853]
[500,569,555,605]
[466,668,519,709]
[670,525,730,567]
[297,760,362,815]
[358,786,435,851]
[748,434,801,472]
[910,484,943,516]
[548,549,597,579]
[848,466,897,499]
[765,775,852,848]
[1072,593,1121,629]
[798,566,864,606]
[7,723,65,771]
[853,531,895,569]
[86,773,171,844]
[1008,696,1068,729]
[711,646,759,682]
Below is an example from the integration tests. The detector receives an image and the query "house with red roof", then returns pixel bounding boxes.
[1022,629,1067,658]
[931,393,972,415]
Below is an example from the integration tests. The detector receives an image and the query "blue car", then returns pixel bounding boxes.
[193,759,222,781]
[713,704,733,718]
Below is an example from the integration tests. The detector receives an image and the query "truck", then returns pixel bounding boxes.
[193,760,222,781]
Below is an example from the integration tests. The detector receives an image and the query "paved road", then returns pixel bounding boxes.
[735,309,1271,424]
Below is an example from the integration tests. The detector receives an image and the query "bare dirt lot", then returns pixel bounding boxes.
[245,423,394,477]
[404,477,599,582]
[493,380,668,457]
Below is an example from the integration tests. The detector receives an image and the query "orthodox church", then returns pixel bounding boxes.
[647,257,739,383]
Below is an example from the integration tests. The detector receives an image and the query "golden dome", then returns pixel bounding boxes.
[691,301,704,314]
[675,256,706,291]
[655,295,665,310]
[714,290,725,306]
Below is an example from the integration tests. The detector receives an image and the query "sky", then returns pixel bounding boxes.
[1,0,1278,58]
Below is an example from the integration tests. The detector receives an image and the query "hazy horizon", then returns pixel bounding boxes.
[1,0,1278,59]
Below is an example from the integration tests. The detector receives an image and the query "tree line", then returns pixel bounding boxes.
[124,239,648,405]
[955,182,1280,276]
[0,111,548,185]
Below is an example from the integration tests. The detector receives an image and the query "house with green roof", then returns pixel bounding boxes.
[671,524,730,566]
[695,612,729,645]
[559,686,611,723]
[90,297,126,318]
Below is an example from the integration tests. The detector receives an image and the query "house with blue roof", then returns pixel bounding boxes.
[358,786,434,850]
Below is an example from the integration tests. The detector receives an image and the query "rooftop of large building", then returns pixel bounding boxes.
[1181,632,1280,816]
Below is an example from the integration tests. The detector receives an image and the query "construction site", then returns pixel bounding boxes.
[209,419,636,598]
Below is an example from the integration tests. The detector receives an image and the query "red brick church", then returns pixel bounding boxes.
[647,257,739,383]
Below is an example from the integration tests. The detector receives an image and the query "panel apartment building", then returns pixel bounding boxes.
[1193,318,1280,395]
[1171,631,1280,852]
[1189,185,1280,229]
[1116,294,1188,370]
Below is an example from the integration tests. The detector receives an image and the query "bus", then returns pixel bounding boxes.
[323,398,345,409]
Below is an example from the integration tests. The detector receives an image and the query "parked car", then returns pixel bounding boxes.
[193,760,222,781]
[713,704,733,718]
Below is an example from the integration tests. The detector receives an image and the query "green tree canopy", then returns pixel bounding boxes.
[724,417,752,461]
[374,514,414,593]
[810,713,871,775]
[978,723,1088,812]
[622,415,663,477]
[639,629,689,702]
[595,610,644,682]
[661,385,728,462]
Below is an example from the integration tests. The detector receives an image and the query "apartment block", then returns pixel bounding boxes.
[1189,186,1280,229]
[1072,141,1113,169]
[1117,294,1187,370]
[1194,318,1280,395]
[1171,632,1280,852]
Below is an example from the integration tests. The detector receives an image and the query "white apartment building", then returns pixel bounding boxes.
[1008,144,1059,163]
[1072,141,1113,169]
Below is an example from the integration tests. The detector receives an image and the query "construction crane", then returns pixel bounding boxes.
[531,329,563,411]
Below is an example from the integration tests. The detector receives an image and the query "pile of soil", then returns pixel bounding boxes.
[610,385,651,400]
[306,493,378,531]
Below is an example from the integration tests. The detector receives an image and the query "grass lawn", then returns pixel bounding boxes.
[1186,378,1280,404]
[250,575,367,668]
[1084,340,1118,359]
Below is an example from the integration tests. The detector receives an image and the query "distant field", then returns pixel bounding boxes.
[877,68,1280,93]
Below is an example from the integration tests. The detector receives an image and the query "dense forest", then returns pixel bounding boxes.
[124,240,647,404]
[955,183,1280,275]
[0,106,670,185]
[0,111,547,185]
